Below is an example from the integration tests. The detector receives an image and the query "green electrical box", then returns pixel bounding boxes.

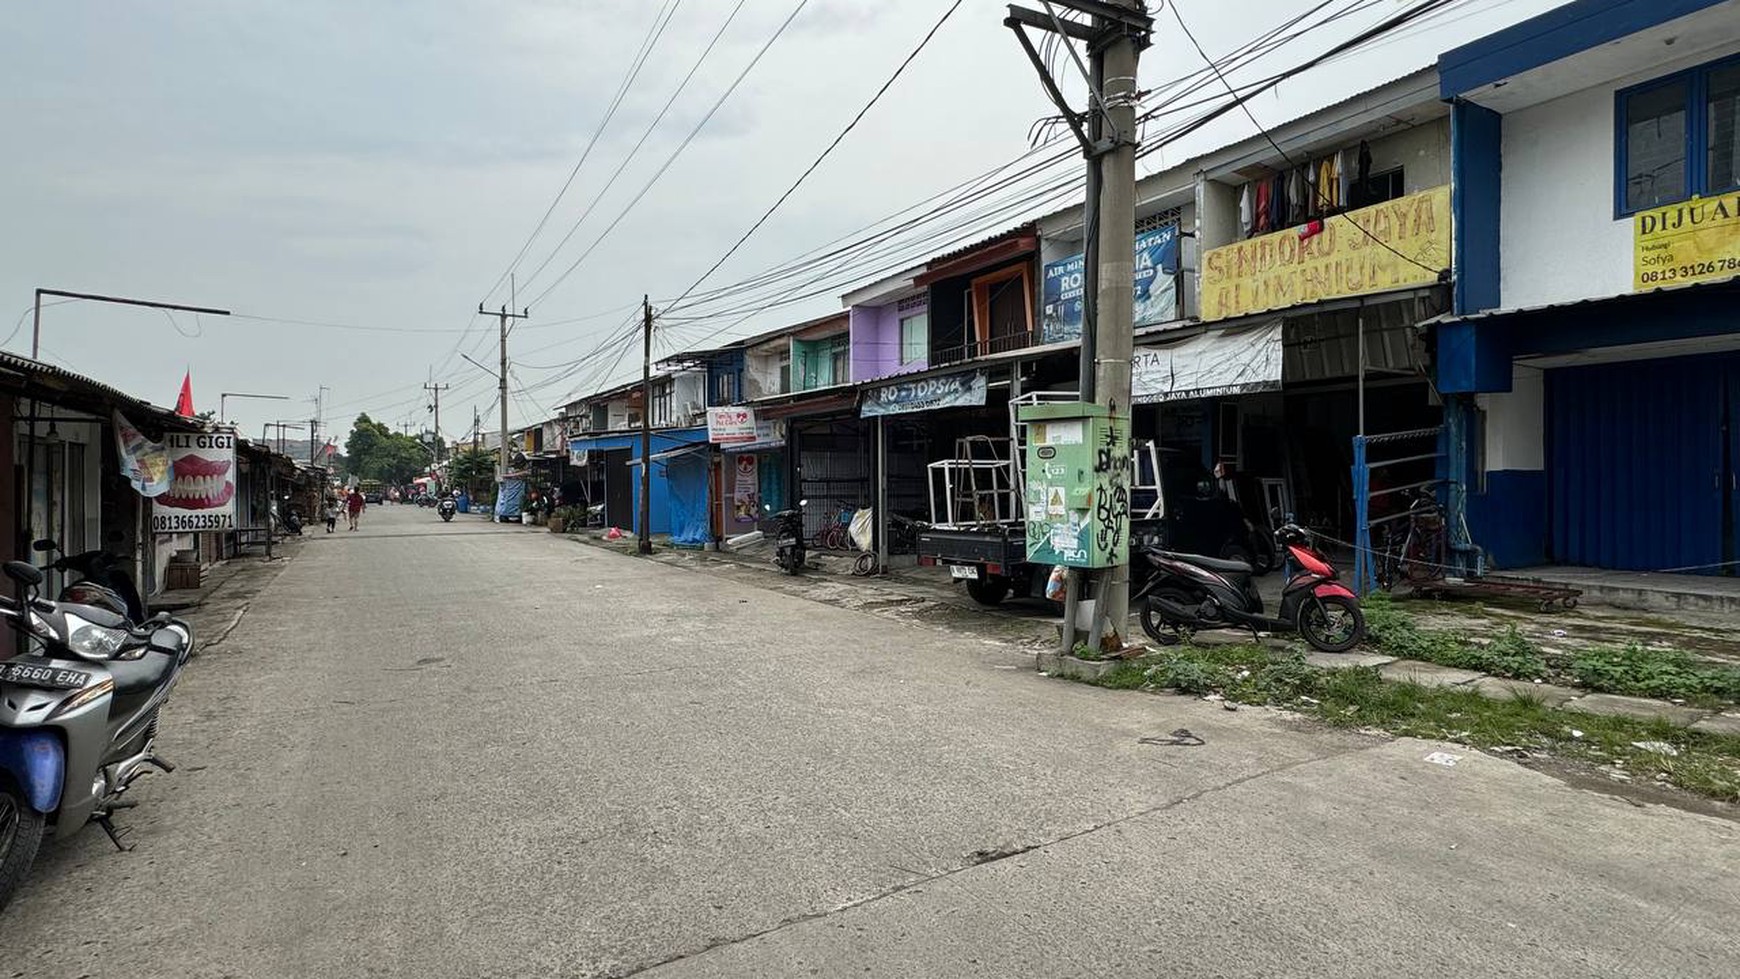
[1020,402,1132,569]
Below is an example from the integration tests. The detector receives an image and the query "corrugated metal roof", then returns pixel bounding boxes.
[0,351,199,431]
[1421,277,1740,327]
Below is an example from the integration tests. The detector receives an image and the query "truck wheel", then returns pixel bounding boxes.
[965,576,1010,606]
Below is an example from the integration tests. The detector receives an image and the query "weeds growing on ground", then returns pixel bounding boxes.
[1076,643,1740,802]
[1360,593,1740,706]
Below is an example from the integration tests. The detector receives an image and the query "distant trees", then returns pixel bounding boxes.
[445,447,495,494]
[343,414,433,485]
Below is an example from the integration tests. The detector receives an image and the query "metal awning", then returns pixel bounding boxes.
[1132,319,1283,403]
[627,442,709,467]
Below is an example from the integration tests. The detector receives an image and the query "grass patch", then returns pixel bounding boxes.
[1568,645,1740,704]
[1362,593,1740,707]
[1072,642,1740,802]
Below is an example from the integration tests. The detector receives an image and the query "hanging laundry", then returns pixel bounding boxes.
[1338,147,1356,211]
[1239,182,1254,238]
[1354,140,1375,208]
[1305,159,1320,218]
[1287,166,1308,225]
[1269,172,1287,231]
[1254,179,1272,234]
[1317,154,1337,211]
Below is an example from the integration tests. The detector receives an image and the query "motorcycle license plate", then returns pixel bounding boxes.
[777,537,798,547]
[0,660,91,690]
[949,565,980,580]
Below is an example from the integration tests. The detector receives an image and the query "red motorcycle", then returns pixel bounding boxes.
[1135,517,1365,652]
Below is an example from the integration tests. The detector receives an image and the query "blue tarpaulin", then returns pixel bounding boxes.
[495,479,525,520]
[665,452,711,547]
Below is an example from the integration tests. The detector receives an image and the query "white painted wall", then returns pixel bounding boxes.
[1499,44,1740,309]
[1476,365,1544,472]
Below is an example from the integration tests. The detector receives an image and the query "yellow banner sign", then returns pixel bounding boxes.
[1634,193,1740,291]
[1200,185,1451,322]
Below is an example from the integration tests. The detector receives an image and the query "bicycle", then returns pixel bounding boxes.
[1376,489,1448,590]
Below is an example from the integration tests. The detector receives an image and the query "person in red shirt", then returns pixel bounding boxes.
[346,488,365,531]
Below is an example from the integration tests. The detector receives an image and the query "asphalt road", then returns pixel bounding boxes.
[2,505,1735,978]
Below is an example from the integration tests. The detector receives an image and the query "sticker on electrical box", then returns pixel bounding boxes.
[1046,487,1066,517]
[1038,420,1084,446]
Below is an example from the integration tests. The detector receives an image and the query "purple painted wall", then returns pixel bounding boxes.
[850,300,927,382]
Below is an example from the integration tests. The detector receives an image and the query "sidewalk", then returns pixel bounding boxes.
[156,536,302,649]
[563,528,1740,738]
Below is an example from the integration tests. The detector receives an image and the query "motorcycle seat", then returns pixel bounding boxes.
[1157,550,1252,574]
[108,649,175,695]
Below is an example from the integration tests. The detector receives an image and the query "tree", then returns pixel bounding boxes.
[446,447,495,494]
[344,413,434,485]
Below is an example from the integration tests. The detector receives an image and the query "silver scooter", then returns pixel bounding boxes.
[0,557,193,912]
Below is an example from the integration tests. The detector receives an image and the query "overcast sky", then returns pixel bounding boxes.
[1,0,1566,445]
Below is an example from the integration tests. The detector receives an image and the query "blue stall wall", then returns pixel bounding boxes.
[665,454,712,546]
[1547,355,1728,572]
[1467,470,1547,569]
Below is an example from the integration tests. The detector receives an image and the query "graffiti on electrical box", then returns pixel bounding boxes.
[1093,422,1130,556]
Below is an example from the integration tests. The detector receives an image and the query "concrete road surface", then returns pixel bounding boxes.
[2,505,1735,978]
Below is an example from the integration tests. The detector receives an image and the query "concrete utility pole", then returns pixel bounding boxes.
[638,296,654,556]
[425,381,450,462]
[1007,0,1151,649]
[476,302,529,488]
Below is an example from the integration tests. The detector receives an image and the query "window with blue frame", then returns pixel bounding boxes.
[1616,55,1740,215]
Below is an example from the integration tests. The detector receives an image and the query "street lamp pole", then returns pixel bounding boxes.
[220,392,289,424]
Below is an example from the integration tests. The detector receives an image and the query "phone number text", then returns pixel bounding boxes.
[1638,256,1740,284]
[152,513,235,532]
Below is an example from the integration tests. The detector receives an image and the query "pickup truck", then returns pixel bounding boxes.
[919,451,1266,606]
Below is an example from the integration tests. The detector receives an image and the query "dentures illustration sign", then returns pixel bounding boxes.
[151,431,238,532]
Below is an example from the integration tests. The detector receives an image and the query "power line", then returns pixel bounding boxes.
[523,0,816,311]
[661,0,966,314]
[474,0,686,310]
[516,0,751,294]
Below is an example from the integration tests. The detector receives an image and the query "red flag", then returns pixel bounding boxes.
[174,371,195,417]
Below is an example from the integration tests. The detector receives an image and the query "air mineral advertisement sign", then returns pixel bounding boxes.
[1039,225,1180,342]
[860,371,987,417]
[151,432,237,532]
[1199,185,1451,321]
[1634,192,1740,290]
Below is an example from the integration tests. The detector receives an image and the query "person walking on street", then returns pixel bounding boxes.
[346,488,365,531]
[322,497,339,533]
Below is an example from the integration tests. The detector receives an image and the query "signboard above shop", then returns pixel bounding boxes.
[1634,192,1740,291]
[1040,224,1180,343]
[1199,185,1450,322]
[860,371,987,418]
[150,431,238,533]
[706,406,759,444]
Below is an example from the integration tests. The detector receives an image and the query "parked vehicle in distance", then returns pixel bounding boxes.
[1136,513,1365,652]
[0,551,194,911]
[764,501,808,575]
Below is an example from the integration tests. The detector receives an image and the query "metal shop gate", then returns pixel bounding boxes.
[1547,352,1740,573]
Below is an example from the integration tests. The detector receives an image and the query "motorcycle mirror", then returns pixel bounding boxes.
[31,539,56,553]
[3,560,45,587]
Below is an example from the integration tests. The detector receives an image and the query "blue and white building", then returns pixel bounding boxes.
[1435,0,1740,573]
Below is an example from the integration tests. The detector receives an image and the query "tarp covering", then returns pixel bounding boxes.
[494,478,525,519]
[664,452,711,547]
[1131,320,1284,403]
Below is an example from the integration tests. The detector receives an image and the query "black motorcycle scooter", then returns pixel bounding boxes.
[1134,514,1366,652]
[763,500,808,575]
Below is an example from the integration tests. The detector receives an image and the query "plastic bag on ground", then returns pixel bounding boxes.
[849,508,875,551]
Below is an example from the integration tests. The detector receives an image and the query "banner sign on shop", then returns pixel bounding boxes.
[112,411,171,498]
[860,371,987,418]
[1199,185,1451,322]
[150,431,237,532]
[706,406,759,444]
[1131,321,1284,403]
[732,453,759,523]
[1040,225,1180,343]
[1634,192,1740,291]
